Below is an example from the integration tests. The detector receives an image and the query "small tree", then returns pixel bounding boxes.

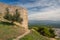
[4,8,23,24]
[13,9,23,23]
[49,28,56,38]
[4,8,12,21]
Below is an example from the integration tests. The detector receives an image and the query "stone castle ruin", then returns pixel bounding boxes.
[0,3,28,29]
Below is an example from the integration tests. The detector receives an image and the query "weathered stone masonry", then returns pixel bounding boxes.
[0,3,28,29]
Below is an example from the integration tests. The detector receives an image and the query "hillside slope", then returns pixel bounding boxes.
[0,22,26,40]
[20,29,50,40]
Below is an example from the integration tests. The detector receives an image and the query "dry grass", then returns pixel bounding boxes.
[0,22,26,40]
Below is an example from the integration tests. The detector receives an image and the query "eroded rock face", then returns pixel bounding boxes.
[0,3,28,29]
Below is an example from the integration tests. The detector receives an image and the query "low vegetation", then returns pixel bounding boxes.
[29,25,56,38]
[0,21,25,40]
[20,29,50,40]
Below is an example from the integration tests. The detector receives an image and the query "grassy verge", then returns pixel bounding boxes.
[0,22,26,40]
[20,29,50,40]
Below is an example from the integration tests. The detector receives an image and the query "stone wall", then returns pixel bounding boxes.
[0,3,28,29]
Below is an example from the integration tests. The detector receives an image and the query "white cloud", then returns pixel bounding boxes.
[15,0,60,21]
[28,8,60,21]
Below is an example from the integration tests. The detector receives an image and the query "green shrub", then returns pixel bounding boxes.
[37,27,56,38]
[32,27,39,31]
[4,8,23,24]
[31,25,56,38]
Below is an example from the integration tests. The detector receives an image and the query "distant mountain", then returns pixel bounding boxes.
[29,20,60,28]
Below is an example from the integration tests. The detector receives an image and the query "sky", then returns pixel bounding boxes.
[0,0,60,21]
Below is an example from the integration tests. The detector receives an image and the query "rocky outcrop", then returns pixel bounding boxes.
[0,3,28,29]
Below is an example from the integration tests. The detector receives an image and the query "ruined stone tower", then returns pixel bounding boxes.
[0,3,28,29]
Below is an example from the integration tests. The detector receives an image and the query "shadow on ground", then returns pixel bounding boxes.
[0,21,14,26]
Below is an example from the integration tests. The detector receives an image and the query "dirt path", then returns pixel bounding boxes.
[13,30,30,40]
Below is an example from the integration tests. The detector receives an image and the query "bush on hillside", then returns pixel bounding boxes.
[39,27,56,38]
[32,26,56,38]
